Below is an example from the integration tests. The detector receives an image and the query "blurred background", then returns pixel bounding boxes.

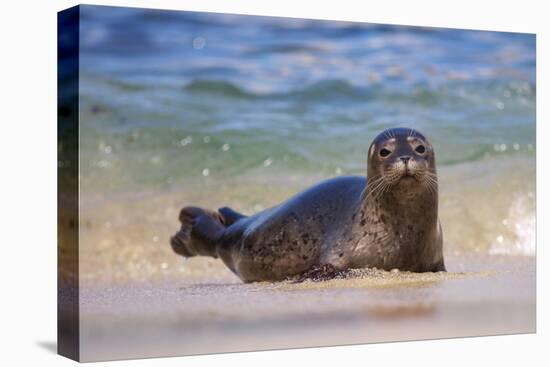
[77,5,535,285]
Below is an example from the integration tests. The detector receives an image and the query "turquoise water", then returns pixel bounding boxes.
[78,5,535,256]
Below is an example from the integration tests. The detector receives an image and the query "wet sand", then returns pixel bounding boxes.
[79,254,535,362]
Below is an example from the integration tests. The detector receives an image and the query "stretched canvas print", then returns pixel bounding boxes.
[58,4,536,362]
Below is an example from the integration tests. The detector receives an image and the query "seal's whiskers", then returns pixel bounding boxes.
[365,175,389,201]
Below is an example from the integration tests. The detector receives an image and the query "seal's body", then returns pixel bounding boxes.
[171,128,445,282]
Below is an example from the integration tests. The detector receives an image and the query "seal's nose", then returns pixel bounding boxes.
[400,156,411,164]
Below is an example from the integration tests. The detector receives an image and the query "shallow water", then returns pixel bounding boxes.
[77,6,535,275]
[70,6,536,360]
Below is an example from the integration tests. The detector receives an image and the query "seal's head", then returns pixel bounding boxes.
[367,127,437,199]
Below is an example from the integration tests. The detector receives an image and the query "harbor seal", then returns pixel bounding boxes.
[170,127,445,282]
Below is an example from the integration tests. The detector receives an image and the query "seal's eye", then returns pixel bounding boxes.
[379,148,391,157]
[415,145,426,154]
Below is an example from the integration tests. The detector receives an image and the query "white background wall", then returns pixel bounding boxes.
[0,0,547,366]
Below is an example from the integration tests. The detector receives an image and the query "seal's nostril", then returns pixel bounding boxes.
[400,156,411,164]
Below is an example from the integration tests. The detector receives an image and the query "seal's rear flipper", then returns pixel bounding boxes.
[219,206,247,225]
[170,206,225,258]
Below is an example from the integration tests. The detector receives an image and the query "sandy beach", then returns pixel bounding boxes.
[78,253,534,361]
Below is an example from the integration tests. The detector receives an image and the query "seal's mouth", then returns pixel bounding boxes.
[397,175,418,186]
[383,164,425,188]
[400,167,418,180]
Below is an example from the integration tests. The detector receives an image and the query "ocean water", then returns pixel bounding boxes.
[77,5,535,278]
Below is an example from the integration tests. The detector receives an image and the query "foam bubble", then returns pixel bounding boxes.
[490,196,535,256]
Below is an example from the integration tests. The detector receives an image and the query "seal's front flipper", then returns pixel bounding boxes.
[431,259,446,272]
[291,264,347,283]
[170,206,225,258]
[219,206,247,226]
